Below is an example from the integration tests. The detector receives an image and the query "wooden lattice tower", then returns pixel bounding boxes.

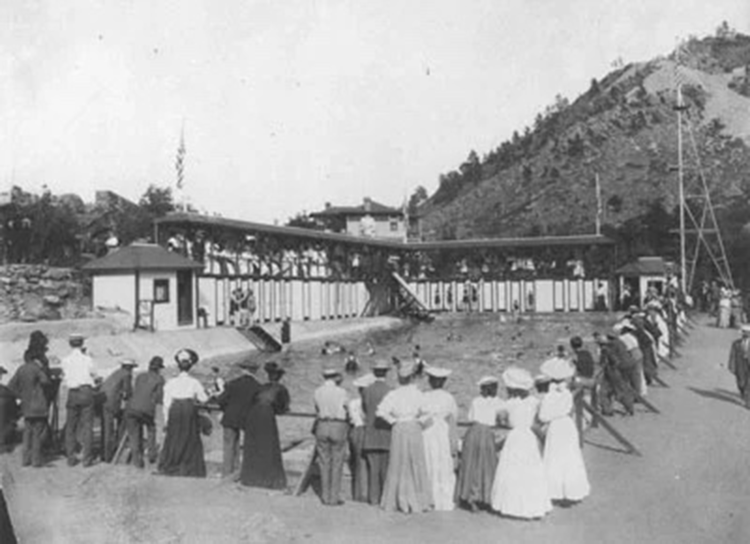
[673,40,735,293]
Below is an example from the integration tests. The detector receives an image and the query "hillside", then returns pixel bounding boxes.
[418,33,750,256]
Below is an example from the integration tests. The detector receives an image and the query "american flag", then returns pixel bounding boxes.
[175,127,186,190]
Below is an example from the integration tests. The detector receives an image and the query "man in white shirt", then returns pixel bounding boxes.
[313,368,349,506]
[61,334,98,467]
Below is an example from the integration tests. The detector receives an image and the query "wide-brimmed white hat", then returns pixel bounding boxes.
[741,324,750,333]
[477,375,498,387]
[540,357,575,381]
[425,367,452,379]
[502,367,534,390]
[398,360,416,379]
[353,373,376,388]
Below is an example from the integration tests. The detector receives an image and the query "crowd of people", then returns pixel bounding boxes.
[0,333,291,489]
[0,283,703,523]
[312,355,589,518]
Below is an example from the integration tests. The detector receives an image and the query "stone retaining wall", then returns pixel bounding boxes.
[0,265,91,324]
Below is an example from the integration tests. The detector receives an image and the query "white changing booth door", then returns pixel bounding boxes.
[535,280,554,312]
[510,281,521,312]
[582,280,595,310]
[554,281,565,312]
[310,281,322,320]
[198,277,216,326]
[291,281,304,321]
[480,281,490,311]
[496,281,506,311]
[569,280,581,311]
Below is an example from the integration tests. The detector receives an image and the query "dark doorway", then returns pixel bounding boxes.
[177,271,194,326]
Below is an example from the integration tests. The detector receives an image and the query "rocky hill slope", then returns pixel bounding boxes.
[418,34,750,248]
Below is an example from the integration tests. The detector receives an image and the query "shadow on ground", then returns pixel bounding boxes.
[687,386,747,409]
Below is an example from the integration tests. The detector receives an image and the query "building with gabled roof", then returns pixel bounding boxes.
[83,242,203,331]
[310,197,405,240]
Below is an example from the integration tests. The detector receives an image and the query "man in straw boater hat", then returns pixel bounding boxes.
[60,333,98,467]
[313,367,349,506]
[728,324,750,409]
[216,355,262,479]
[362,359,392,505]
[99,358,137,463]
[124,356,165,468]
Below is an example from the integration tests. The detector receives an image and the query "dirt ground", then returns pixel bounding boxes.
[3,312,750,543]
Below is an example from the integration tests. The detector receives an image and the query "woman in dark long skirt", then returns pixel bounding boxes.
[158,349,209,478]
[240,362,290,489]
[455,376,504,511]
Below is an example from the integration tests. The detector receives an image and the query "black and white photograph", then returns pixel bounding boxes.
[1,1,750,542]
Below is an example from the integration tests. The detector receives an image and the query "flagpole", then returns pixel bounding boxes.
[175,120,186,212]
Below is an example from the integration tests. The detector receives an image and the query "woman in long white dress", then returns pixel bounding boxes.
[539,357,590,503]
[377,361,433,513]
[421,367,459,511]
[490,367,552,519]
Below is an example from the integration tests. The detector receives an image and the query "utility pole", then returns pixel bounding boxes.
[676,84,687,294]
[595,172,602,236]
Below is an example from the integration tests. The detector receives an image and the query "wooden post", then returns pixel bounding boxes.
[574,389,585,448]
[658,354,678,370]
[581,400,642,456]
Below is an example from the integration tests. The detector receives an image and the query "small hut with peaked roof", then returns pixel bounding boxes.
[83,242,204,331]
[615,256,674,307]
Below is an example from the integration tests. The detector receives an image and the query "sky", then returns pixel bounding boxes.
[1,1,749,223]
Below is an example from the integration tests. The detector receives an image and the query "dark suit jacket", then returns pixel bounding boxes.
[101,368,134,411]
[8,361,50,418]
[126,371,165,419]
[608,338,637,369]
[362,380,391,451]
[0,384,18,438]
[728,339,750,391]
[217,374,262,429]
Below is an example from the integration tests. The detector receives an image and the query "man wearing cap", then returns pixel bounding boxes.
[728,325,750,409]
[100,359,137,462]
[362,359,392,505]
[0,367,18,454]
[9,349,51,467]
[61,334,98,467]
[124,356,165,468]
[313,368,349,506]
[216,357,263,479]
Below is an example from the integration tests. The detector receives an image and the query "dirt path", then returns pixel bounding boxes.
[4,316,750,543]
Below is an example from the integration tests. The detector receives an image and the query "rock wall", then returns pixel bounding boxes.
[0,265,91,324]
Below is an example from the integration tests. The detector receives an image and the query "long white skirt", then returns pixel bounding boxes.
[490,428,551,519]
[543,416,590,502]
[423,418,456,511]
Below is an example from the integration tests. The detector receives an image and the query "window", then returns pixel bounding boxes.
[389,219,399,232]
[153,279,170,303]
